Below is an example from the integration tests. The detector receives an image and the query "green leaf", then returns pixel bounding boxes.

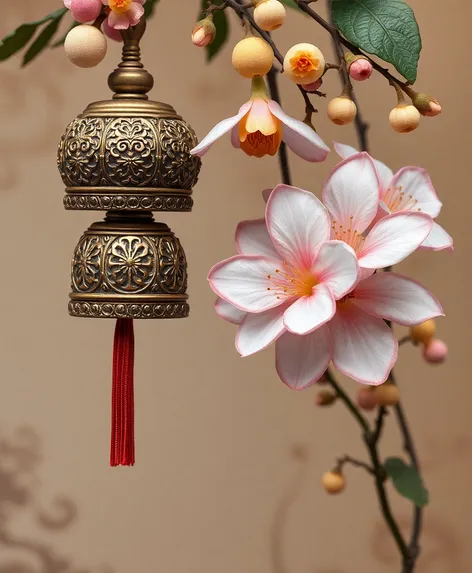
[279,0,301,9]
[332,0,422,83]
[144,0,161,19]
[385,457,429,508]
[51,20,80,49]
[0,7,67,62]
[22,12,65,66]
[204,5,229,61]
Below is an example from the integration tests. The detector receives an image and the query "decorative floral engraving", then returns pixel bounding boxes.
[159,237,187,293]
[63,194,193,211]
[72,237,102,292]
[103,118,157,186]
[61,118,103,186]
[68,301,190,319]
[156,119,201,190]
[105,236,156,293]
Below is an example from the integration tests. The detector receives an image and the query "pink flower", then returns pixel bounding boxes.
[102,0,145,30]
[191,78,329,162]
[323,153,435,278]
[209,185,359,388]
[334,143,453,251]
[64,0,102,23]
[102,18,123,41]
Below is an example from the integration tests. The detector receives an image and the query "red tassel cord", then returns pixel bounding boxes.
[111,318,135,467]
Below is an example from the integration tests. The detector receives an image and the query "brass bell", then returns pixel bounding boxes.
[56,20,200,466]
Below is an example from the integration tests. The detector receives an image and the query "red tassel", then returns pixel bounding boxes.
[111,318,135,467]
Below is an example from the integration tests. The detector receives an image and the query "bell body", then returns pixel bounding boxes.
[57,21,200,319]
[69,212,188,319]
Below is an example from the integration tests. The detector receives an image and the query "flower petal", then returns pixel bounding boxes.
[334,142,393,193]
[244,99,279,136]
[358,212,433,269]
[312,240,359,299]
[275,327,332,390]
[236,303,289,356]
[420,221,454,251]
[266,184,330,269]
[64,0,73,7]
[190,102,252,157]
[108,11,130,29]
[208,255,286,313]
[389,167,442,217]
[323,152,380,234]
[215,298,246,325]
[330,303,397,385]
[283,283,335,335]
[235,219,279,258]
[268,101,330,162]
[231,126,240,149]
[127,1,144,25]
[352,272,444,326]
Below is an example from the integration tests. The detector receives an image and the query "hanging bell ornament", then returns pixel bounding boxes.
[57,20,201,467]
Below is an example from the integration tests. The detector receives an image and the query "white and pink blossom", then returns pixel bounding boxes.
[101,0,145,30]
[191,78,329,162]
[335,143,453,251]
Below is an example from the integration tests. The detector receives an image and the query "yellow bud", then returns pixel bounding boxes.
[327,96,357,125]
[389,104,421,133]
[64,25,107,68]
[315,390,337,407]
[254,0,286,31]
[410,319,436,344]
[232,36,274,79]
[374,382,400,406]
[283,43,325,85]
[322,471,345,494]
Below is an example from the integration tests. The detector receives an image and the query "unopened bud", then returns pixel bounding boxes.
[302,78,323,92]
[327,96,357,126]
[373,382,400,406]
[389,104,421,133]
[192,16,216,48]
[232,36,274,78]
[410,319,436,344]
[423,339,448,364]
[356,387,377,411]
[253,0,286,31]
[322,471,345,494]
[315,390,337,407]
[411,92,442,117]
[348,57,373,81]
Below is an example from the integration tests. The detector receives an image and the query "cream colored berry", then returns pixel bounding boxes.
[374,383,400,406]
[64,25,107,68]
[232,36,274,78]
[389,104,421,133]
[410,319,436,344]
[327,96,357,125]
[322,471,345,494]
[283,43,325,85]
[254,0,286,31]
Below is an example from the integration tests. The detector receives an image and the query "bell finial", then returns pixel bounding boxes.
[108,19,154,99]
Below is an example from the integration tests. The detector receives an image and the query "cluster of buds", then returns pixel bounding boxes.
[63,0,146,68]
[410,319,448,364]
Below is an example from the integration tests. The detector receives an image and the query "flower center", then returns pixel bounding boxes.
[266,261,317,299]
[109,0,132,14]
[289,52,319,77]
[383,186,421,213]
[240,130,281,158]
[331,216,365,253]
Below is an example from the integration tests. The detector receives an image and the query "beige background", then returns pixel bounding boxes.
[0,0,470,571]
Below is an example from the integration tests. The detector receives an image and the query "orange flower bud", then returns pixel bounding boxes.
[373,382,400,406]
[232,36,274,79]
[253,0,286,31]
[327,96,357,126]
[322,471,346,494]
[389,104,421,133]
[283,43,325,85]
[410,319,436,344]
[315,390,337,407]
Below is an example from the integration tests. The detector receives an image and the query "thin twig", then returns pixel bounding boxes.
[336,455,375,475]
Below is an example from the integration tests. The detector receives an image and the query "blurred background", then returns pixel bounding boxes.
[0,0,470,571]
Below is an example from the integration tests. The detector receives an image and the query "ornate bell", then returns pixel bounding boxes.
[56,21,201,466]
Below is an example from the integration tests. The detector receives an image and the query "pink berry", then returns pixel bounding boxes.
[302,78,323,93]
[102,19,123,42]
[356,387,377,411]
[423,339,448,364]
[349,58,373,81]
[70,0,102,24]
